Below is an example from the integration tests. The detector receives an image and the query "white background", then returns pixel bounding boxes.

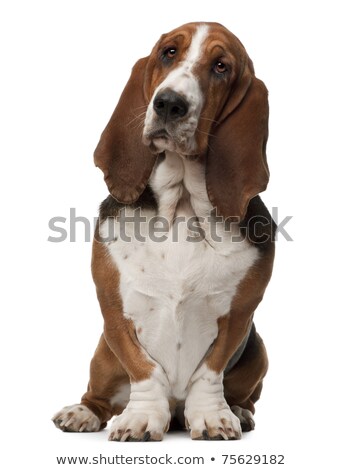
[1,0,341,468]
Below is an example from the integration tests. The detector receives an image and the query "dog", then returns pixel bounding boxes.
[53,21,275,441]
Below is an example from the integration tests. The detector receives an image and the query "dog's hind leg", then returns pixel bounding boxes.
[52,334,130,432]
[223,327,268,432]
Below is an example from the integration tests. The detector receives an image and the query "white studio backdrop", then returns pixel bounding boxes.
[0,0,341,468]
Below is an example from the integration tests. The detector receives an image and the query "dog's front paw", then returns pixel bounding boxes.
[185,406,242,440]
[52,404,101,432]
[185,366,242,440]
[108,407,170,442]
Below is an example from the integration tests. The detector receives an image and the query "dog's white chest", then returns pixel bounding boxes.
[100,152,258,399]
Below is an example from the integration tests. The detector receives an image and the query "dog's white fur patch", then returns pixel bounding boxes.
[101,151,258,401]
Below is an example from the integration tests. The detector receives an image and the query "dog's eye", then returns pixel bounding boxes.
[166,48,177,58]
[162,47,177,61]
[213,61,228,75]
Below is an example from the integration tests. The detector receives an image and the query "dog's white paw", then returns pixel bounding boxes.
[52,404,101,432]
[185,366,242,440]
[185,405,242,440]
[108,372,171,441]
[231,405,255,432]
[108,407,170,441]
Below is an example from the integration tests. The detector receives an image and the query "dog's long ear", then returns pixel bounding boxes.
[206,72,269,221]
[94,58,157,204]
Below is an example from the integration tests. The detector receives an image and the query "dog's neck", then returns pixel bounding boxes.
[148,151,242,251]
[149,150,210,223]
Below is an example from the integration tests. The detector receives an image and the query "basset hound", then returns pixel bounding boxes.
[53,22,275,441]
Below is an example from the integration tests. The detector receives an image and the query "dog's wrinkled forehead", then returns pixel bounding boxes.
[146,22,247,98]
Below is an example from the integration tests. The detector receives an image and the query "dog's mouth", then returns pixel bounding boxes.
[148,129,169,140]
[143,126,199,156]
[142,128,175,153]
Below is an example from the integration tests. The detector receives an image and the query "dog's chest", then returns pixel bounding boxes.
[100,152,258,399]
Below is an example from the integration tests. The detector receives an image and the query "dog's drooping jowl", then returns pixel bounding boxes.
[53,22,275,441]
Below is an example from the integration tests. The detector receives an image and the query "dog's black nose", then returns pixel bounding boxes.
[153,89,189,122]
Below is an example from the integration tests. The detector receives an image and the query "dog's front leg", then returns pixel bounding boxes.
[184,313,254,440]
[93,235,171,441]
[104,321,171,442]
[185,246,274,441]
[109,360,170,441]
[184,362,242,441]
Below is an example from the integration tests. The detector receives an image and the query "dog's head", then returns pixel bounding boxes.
[94,22,269,220]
